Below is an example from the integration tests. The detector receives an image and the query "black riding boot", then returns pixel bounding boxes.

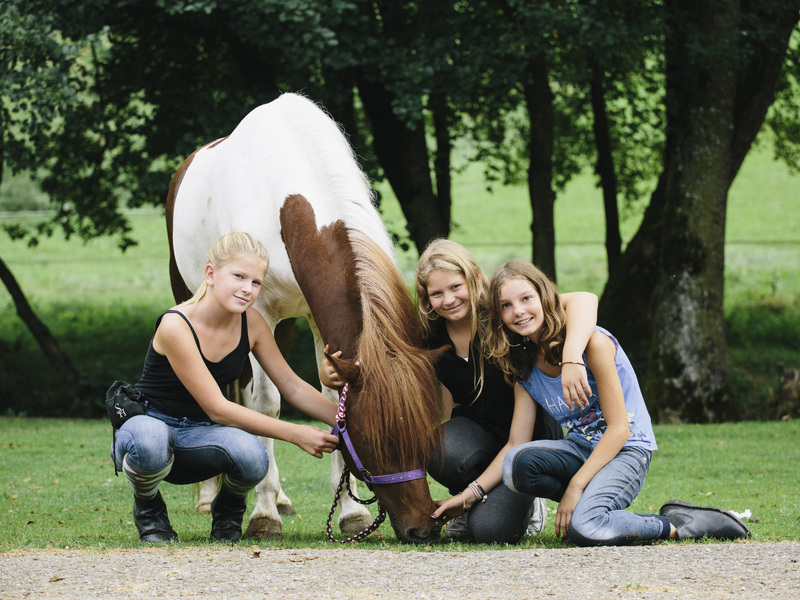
[210,490,248,542]
[133,490,178,542]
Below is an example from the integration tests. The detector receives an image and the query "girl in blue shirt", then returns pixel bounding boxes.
[432,259,750,546]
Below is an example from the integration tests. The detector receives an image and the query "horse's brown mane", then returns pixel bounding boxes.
[349,232,442,473]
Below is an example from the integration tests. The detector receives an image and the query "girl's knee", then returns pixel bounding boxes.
[502,447,541,494]
[232,435,269,484]
[116,417,173,472]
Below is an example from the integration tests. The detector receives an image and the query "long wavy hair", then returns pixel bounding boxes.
[185,232,270,305]
[415,238,489,398]
[486,260,567,384]
[350,232,442,473]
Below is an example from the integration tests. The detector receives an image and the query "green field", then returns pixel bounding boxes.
[1,417,798,550]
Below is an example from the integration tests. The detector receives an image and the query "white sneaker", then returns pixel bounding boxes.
[444,513,471,541]
[526,497,548,536]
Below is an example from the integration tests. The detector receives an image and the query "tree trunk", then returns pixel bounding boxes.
[589,66,622,273]
[430,92,453,235]
[647,9,736,422]
[0,254,81,412]
[646,0,799,422]
[599,0,800,394]
[356,77,447,253]
[524,55,557,281]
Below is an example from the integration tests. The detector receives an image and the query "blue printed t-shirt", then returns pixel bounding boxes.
[518,326,657,451]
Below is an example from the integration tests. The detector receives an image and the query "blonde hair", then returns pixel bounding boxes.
[186,232,270,304]
[486,260,566,384]
[415,238,488,397]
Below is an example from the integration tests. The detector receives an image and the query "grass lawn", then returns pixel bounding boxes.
[1,417,798,551]
[0,129,798,552]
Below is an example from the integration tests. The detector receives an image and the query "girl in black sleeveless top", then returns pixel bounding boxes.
[112,232,339,543]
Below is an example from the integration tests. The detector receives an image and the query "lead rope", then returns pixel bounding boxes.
[326,465,386,543]
[325,357,387,543]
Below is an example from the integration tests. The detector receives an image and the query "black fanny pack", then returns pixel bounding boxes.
[105,380,147,429]
[105,380,148,476]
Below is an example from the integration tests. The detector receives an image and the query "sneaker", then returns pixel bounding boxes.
[444,513,472,541]
[525,497,548,536]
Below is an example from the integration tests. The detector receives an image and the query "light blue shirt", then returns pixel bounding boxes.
[518,326,657,451]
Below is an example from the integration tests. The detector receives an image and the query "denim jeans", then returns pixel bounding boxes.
[502,436,669,546]
[428,417,535,544]
[112,407,269,487]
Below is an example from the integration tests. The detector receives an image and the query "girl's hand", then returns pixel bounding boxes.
[431,494,469,521]
[293,424,340,458]
[561,362,592,410]
[554,483,584,538]
[319,345,345,388]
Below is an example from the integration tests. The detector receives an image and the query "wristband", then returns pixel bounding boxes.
[468,481,488,503]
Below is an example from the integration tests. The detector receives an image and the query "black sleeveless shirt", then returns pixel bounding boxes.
[135,310,250,422]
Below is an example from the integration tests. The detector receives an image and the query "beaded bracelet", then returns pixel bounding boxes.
[468,481,488,503]
[559,360,585,367]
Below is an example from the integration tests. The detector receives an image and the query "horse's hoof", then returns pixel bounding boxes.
[338,514,381,536]
[195,502,212,514]
[243,517,283,539]
[277,503,297,516]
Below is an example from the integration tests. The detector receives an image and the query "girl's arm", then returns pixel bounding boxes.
[156,311,339,459]
[553,330,631,538]
[431,382,537,519]
[560,292,598,410]
[439,383,455,422]
[248,309,338,426]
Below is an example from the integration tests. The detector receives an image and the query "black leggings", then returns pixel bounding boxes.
[428,417,533,544]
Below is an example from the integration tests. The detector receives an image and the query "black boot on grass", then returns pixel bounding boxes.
[133,490,177,542]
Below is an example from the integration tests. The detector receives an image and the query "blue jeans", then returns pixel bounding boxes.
[502,436,670,546]
[112,408,269,487]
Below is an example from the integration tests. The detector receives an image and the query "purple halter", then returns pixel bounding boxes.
[330,361,426,489]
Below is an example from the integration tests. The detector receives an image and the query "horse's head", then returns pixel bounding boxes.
[279,195,448,543]
[327,344,449,543]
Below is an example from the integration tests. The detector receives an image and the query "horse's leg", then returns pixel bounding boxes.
[307,317,374,534]
[241,359,285,539]
[195,477,218,513]
[269,318,297,517]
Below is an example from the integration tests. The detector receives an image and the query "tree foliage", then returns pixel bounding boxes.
[2,0,799,420]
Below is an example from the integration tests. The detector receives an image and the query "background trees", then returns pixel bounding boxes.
[2,0,799,421]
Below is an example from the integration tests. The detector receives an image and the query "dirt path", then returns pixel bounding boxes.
[2,542,798,599]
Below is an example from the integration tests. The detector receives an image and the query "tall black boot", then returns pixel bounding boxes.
[210,490,247,542]
[133,490,178,542]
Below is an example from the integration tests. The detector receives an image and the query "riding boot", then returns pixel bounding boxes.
[122,454,176,542]
[210,489,248,542]
[133,490,178,542]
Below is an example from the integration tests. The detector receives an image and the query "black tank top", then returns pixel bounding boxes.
[135,310,250,422]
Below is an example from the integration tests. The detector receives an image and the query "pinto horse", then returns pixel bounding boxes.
[165,93,444,543]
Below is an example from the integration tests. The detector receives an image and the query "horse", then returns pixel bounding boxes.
[164,92,445,543]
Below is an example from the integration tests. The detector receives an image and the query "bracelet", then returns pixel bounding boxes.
[467,481,488,503]
[559,360,585,367]
[460,492,466,510]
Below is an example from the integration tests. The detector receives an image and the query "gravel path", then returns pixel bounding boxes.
[2,542,798,599]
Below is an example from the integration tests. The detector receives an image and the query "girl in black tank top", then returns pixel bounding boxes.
[112,232,340,543]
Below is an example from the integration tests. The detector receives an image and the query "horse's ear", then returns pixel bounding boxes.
[325,350,362,383]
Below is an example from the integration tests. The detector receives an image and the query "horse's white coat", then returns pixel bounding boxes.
[172,93,394,535]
